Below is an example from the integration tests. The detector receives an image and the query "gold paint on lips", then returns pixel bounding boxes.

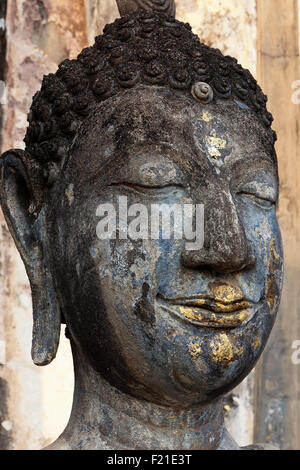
[179,306,250,327]
[180,298,249,313]
[160,284,254,328]
[209,284,244,303]
[166,284,246,308]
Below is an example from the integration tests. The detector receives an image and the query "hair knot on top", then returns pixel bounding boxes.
[116,0,176,17]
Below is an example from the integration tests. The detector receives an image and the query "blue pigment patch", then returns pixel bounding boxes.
[234,99,250,110]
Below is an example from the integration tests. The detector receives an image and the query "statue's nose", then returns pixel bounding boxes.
[181,190,256,274]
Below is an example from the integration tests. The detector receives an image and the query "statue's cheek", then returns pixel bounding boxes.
[265,237,284,315]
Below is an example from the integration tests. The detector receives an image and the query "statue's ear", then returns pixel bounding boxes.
[0,149,61,366]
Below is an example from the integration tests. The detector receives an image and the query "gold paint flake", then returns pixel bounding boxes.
[65,183,74,205]
[210,284,244,303]
[188,342,202,359]
[205,131,228,159]
[210,334,244,366]
[265,238,281,314]
[214,301,249,312]
[253,337,260,351]
[179,306,203,322]
[163,327,178,339]
[211,334,233,363]
[180,297,248,312]
[179,306,250,326]
[269,238,280,261]
[201,111,214,122]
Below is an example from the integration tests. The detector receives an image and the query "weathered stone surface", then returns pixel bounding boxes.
[0,4,283,450]
[116,0,176,17]
[0,378,11,450]
[3,0,298,451]
[83,0,259,449]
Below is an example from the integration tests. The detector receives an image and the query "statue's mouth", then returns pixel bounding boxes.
[157,294,259,329]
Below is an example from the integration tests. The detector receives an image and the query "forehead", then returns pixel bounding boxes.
[66,86,276,182]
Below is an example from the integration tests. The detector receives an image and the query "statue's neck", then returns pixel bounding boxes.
[50,347,229,450]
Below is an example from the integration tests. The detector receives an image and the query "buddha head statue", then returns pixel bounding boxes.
[0,0,283,450]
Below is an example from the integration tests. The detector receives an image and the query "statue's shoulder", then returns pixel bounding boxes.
[42,434,113,450]
[242,444,279,451]
[218,429,240,450]
[42,438,72,451]
[218,429,279,450]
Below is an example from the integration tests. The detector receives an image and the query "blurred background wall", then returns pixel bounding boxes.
[0,0,299,450]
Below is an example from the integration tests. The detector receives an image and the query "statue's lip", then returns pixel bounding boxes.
[159,296,250,313]
[156,294,258,329]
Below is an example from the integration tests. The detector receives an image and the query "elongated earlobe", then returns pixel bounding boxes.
[0,149,61,365]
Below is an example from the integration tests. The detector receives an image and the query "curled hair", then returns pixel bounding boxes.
[24,11,276,176]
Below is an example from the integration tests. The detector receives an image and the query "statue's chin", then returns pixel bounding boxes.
[96,361,253,409]
[75,323,266,408]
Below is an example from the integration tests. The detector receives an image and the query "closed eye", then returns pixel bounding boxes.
[109,182,186,196]
[237,191,275,209]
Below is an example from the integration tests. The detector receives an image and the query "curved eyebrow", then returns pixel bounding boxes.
[230,155,279,203]
[109,148,188,181]
[230,154,278,180]
[109,168,185,189]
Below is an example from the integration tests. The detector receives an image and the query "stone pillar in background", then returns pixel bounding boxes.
[84,0,119,45]
[256,0,300,450]
[0,0,6,150]
[176,0,256,75]
[0,0,87,450]
[0,0,11,451]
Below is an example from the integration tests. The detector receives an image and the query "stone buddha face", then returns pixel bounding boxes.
[0,5,283,439]
[48,85,282,407]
